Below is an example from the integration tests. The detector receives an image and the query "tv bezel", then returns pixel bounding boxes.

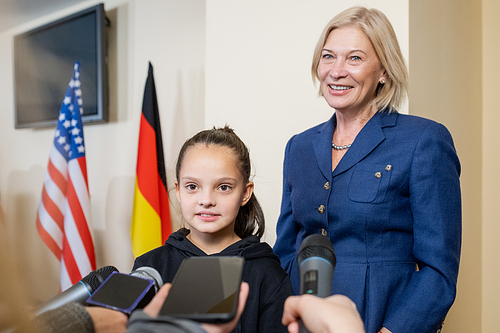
[13,3,108,129]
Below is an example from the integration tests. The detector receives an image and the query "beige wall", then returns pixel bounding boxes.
[482,0,500,331]
[409,0,484,331]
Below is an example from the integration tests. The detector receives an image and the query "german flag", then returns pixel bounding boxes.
[131,62,171,257]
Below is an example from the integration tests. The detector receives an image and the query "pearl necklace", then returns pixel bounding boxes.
[331,142,352,150]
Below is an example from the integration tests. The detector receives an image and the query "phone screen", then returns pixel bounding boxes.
[159,256,244,323]
[86,272,154,313]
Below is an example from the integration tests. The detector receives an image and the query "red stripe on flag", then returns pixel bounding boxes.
[77,157,89,189]
[61,233,81,285]
[36,213,62,260]
[48,159,68,195]
[41,187,64,230]
[67,175,95,268]
[136,114,162,214]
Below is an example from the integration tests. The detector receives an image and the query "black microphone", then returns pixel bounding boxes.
[297,234,336,333]
[298,233,336,297]
[85,266,164,314]
[34,265,118,315]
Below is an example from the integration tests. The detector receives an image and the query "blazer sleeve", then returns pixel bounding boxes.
[273,136,300,275]
[383,122,462,333]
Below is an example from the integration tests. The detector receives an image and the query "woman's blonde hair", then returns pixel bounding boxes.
[311,6,408,112]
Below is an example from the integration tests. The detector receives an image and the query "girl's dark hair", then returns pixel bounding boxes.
[175,125,265,238]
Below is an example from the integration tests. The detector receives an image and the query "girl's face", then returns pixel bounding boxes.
[175,144,253,242]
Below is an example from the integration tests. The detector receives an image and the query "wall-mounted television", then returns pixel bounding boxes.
[13,3,108,129]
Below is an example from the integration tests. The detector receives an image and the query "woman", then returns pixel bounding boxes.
[273,6,461,333]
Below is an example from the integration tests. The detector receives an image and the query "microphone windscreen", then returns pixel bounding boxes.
[130,267,163,292]
[297,234,336,267]
[81,266,119,292]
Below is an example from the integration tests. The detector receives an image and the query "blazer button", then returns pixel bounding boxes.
[323,182,330,190]
[318,205,325,214]
[321,228,327,236]
[375,172,382,178]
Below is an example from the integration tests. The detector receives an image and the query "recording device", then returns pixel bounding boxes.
[160,256,245,323]
[297,234,336,333]
[85,266,164,314]
[34,265,118,315]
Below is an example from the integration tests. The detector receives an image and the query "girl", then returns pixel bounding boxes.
[133,126,293,333]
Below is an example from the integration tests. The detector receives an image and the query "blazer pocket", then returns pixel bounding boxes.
[347,163,392,203]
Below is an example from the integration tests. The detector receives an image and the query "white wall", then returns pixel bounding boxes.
[205,0,409,245]
[0,0,206,303]
[0,0,408,304]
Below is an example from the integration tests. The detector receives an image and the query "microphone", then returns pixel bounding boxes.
[34,265,118,315]
[297,234,336,333]
[130,266,163,292]
[298,233,336,297]
[85,266,164,314]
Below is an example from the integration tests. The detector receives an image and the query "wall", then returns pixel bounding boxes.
[4,2,489,331]
[0,0,409,305]
[482,0,500,331]
[0,0,206,303]
[205,0,409,246]
[409,0,482,331]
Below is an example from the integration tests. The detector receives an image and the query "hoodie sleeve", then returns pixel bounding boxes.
[258,274,293,333]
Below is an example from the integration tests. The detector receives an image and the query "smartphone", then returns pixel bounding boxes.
[86,272,155,314]
[159,256,244,323]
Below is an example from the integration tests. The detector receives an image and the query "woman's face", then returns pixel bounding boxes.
[318,25,386,114]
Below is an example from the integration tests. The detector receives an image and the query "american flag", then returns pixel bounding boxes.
[36,62,96,291]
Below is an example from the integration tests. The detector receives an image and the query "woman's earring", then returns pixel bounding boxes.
[380,78,386,84]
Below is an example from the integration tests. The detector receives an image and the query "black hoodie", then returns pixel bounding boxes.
[133,229,293,333]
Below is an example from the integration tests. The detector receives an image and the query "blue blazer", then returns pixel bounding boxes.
[273,111,461,333]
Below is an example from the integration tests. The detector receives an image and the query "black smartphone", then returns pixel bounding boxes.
[159,256,244,323]
[85,272,155,314]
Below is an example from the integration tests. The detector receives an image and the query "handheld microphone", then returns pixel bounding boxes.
[297,234,336,333]
[85,266,164,314]
[298,233,336,297]
[34,265,118,315]
[130,266,163,292]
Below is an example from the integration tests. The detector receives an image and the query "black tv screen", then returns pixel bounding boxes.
[13,3,108,129]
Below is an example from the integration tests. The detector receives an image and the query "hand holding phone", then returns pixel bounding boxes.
[159,256,245,323]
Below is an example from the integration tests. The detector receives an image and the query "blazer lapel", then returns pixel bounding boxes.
[333,111,398,177]
[313,116,335,180]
